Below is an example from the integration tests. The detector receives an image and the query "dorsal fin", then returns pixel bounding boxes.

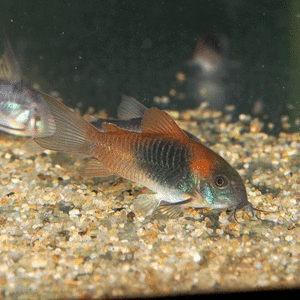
[0,36,22,81]
[141,107,188,140]
[117,95,147,119]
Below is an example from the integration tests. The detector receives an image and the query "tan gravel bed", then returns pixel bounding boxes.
[0,109,299,299]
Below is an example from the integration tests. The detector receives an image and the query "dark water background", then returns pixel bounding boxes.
[0,0,298,132]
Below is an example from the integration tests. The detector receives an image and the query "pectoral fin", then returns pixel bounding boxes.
[134,194,192,219]
[152,199,192,219]
[133,194,160,217]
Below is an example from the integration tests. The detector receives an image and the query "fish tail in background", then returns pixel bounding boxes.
[33,92,99,156]
[0,35,22,81]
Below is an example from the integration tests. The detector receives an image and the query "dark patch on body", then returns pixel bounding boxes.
[132,137,194,192]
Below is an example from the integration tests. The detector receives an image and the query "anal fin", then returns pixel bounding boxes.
[83,158,114,177]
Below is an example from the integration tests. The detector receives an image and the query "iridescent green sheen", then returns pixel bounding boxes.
[6,102,21,111]
[175,172,196,194]
[200,183,215,205]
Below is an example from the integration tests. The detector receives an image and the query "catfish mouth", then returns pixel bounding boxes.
[229,197,274,223]
[228,197,254,223]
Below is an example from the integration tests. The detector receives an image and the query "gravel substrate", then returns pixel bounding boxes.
[0,106,299,299]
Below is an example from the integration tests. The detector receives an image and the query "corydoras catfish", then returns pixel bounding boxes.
[34,93,254,219]
[0,38,54,137]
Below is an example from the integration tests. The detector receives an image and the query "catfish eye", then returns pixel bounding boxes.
[214,175,228,189]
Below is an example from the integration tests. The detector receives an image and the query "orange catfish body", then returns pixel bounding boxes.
[78,107,218,206]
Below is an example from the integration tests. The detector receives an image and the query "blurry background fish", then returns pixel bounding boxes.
[188,33,228,78]
[185,33,238,110]
[0,37,54,137]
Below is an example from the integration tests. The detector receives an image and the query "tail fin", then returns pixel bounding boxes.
[34,93,98,155]
[0,34,22,81]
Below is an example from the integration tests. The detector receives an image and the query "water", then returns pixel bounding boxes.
[0,0,295,132]
[0,2,300,297]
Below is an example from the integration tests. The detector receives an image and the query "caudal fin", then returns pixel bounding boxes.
[0,35,22,81]
[34,93,98,155]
